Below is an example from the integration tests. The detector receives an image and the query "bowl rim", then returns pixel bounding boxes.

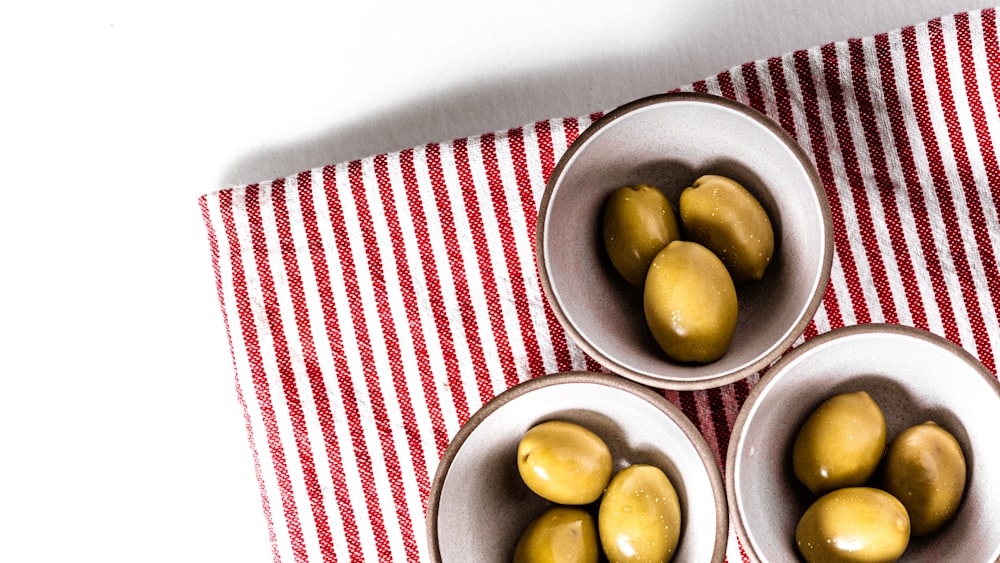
[725,322,1000,562]
[535,91,834,390]
[425,370,729,563]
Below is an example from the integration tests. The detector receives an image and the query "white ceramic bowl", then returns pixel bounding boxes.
[426,371,728,562]
[727,323,1000,562]
[536,92,833,389]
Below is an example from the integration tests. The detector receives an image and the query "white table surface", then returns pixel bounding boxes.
[2,1,995,561]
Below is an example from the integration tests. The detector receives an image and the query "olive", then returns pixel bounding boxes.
[517,420,613,505]
[792,391,887,496]
[603,184,681,287]
[513,506,599,563]
[880,421,967,536]
[598,464,682,563]
[643,240,738,364]
[678,175,774,283]
[796,487,910,563]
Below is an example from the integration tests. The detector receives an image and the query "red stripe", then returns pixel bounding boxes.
[740,61,767,113]
[479,131,546,381]
[370,152,451,465]
[201,195,283,562]
[559,117,604,374]
[396,148,471,425]
[294,172,365,559]
[792,48,847,329]
[849,36,926,325]
[535,120,557,183]
[677,392,706,451]
[532,120,579,372]
[509,126,573,374]
[909,18,994,364]
[319,165,393,558]
[448,137,511,400]
[423,142,494,414]
[766,57,798,136]
[875,32,955,336]
[954,12,1000,369]
[717,69,737,101]
[736,535,752,562]
[270,178,341,562]
[757,55,825,348]
[344,159,418,559]
[705,387,732,470]
[227,186,309,561]
[370,153,439,512]
[822,41,893,324]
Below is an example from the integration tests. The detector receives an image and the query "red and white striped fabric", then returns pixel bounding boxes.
[200,7,1000,562]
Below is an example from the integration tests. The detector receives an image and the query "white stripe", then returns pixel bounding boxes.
[886,27,954,339]
[522,120,582,370]
[452,133,526,395]
[441,139,524,400]
[844,35,916,325]
[357,155,433,558]
[258,178,328,562]
[410,144,483,424]
[400,144,465,440]
[832,39,891,323]
[334,161,416,560]
[229,185,295,561]
[208,191,287,558]
[311,164,382,561]
[545,117,593,371]
[804,45,861,328]
[753,59,785,129]
[304,166,377,559]
[875,28,949,336]
[777,48,839,337]
[939,13,1000,350]
[967,11,1000,299]
[281,171,354,563]
[914,17,982,352]
[726,61,750,105]
[492,129,561,377]
[382,149,451,499]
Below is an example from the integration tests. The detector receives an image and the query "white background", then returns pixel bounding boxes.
[1,1,995,561]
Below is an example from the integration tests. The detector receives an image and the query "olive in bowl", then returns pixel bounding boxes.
[537,92,833,389]
[727,323,1000,562]
[426,371,728,562]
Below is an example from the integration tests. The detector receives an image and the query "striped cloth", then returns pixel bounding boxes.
[199,7,1000,562]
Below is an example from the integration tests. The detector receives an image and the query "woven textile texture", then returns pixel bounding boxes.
[200,7,1000,562]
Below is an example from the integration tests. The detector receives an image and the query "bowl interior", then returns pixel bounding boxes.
[538,92,831,389]
[729,324,1000,562]
[428,372,727,562]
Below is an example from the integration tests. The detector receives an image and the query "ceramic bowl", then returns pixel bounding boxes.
[426,371,728,562]
[727,323,1000,562]
[536,91,833,389]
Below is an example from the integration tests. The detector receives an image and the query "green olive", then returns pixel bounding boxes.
[880,421,967,536]
[678,175,774,283]
[643,240,738,364]
[792,391,887,496]
[598,464,682,563]
[517,420,613,505]
[796,487,910,563]
[513,506,599,563]
[603,184,681,287]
